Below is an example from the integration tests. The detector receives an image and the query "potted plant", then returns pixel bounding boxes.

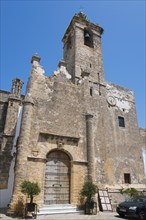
[20,180,41,218]
[80,180,97,214]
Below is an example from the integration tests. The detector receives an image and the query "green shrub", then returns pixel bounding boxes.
[20,180,41,203]
[119,187,143,197]
[80,180,97,200]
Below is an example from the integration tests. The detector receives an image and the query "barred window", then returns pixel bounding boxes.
[118,116,125,127]
[124,173,131,184]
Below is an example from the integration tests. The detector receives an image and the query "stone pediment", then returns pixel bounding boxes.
[38,132,79,147]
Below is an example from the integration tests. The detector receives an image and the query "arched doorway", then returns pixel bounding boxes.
[44,150,71,205]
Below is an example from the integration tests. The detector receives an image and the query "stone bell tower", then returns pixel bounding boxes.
[62,12,104,84]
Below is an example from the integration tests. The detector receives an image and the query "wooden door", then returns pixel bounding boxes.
[44,151,70,204]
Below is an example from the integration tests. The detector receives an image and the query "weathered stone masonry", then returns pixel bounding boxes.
[0,12,146,212]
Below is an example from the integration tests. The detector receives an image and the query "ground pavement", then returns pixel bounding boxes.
[0,211,136,220]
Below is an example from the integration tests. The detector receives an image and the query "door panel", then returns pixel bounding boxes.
[44,151,70,204]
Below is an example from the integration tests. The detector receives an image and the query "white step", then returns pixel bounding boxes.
[38,204,83,215]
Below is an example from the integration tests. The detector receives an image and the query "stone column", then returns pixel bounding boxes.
[86,114,95,182]
[8,94,34,212]
[8,54,42,214]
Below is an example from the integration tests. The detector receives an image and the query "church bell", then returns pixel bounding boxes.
[85,32,90,38]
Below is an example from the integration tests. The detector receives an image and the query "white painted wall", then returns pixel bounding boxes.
[0,160,15,208]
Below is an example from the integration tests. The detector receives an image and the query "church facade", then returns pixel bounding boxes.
[0,12,146,213]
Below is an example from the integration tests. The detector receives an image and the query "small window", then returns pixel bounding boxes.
[81,71,90,78]
[84,29,93,48]
[118,116,125,127]
[97,72,100,82]
[90,87,93,96]
[124,173,131,184]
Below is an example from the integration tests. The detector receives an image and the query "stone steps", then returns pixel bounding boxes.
[38,204,83,215]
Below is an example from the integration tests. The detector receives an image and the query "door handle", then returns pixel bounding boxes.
[52,184,62,187]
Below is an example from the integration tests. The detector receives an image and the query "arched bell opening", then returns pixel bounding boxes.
[84,29,94,48]
[44,150,71,205]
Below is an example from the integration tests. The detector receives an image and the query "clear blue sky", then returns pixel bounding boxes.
[1,0,146,128]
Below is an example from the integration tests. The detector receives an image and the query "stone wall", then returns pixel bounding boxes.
[9,58,145,210]
[0,90,23,190]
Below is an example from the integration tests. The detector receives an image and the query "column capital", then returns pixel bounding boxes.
[23,93,34,105]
